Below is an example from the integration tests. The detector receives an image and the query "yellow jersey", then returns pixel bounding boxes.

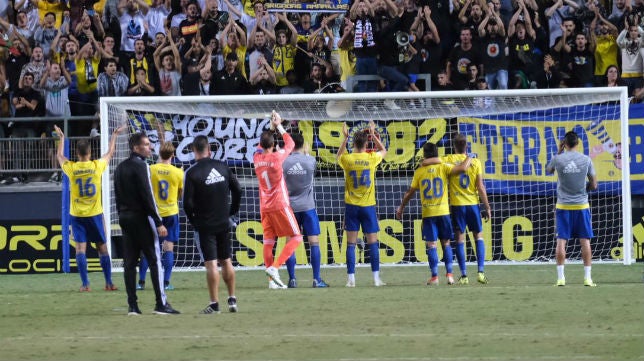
[338,151,383,207]
[273,44,296,87]
[411,163,453,218]
[62,159,107,217]
[442,154,482,206]
[150,163,184,217]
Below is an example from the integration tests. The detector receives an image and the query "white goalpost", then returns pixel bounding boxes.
[99,88,633,271]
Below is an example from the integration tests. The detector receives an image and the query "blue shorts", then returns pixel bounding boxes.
[71,214,106,244]
[422,215,453,242]
[451,205,483,233]
[556,208,594,240]
[295,209,320,236]
[344,204,380,234]
[161,214,180,243]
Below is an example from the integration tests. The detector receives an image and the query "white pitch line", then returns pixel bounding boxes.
[3,332,642,342]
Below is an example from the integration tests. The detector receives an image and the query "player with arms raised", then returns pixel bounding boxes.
[336,121,387,287]
[546,131,598,287]
[54,124,126,292]
[282,132,329,288]
[443,134,491,285]
[255,111,303,289]
[138,139,184,291]
[397,142,471,286]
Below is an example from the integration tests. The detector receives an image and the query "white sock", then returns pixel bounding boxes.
[348,273,355,282]
[373,270,380,281]
[557,265,565,280]
[584,266,592,280]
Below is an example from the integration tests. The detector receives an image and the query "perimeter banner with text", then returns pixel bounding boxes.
[128,103,643,194]
[264,0,349,13]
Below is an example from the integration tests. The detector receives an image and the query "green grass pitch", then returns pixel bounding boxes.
[1,264,642,361]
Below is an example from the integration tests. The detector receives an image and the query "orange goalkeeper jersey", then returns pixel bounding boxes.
[253,132,295,213]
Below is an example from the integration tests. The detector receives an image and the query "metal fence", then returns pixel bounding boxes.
[0,116,99,183]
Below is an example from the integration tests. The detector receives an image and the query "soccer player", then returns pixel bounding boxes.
[396,142,471,286]
[184,135,242,314]
[54,124,125,292]
[282,132,329,288]
[115,133,180,315]
[138,141,184,291]
[336,121,387,287]
[442,134,492,285]
[255,111,303,289]
[546,131,598,287]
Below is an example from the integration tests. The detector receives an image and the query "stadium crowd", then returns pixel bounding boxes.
[0,0,635,183]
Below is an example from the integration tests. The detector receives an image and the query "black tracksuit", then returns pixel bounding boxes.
[114,152,166,308]
[183,157,242,261]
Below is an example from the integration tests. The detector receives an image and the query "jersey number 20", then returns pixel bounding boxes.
[421,178,443,199]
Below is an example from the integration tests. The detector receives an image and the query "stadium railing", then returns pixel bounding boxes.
[345,73,432,93]
[0,115,100,182]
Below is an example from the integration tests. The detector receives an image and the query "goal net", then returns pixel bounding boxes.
[99,88,633,271]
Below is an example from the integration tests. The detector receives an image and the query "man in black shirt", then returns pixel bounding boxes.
[114,132,180,315]
[183,135,242,314]
[212,52,249,95]
[446,27,482,90]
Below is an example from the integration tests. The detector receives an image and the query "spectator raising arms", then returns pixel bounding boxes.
[39,60,71,117]
[153,27,182,96]
[272,12,297,87]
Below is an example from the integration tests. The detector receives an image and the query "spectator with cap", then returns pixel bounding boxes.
[212,51,248,94]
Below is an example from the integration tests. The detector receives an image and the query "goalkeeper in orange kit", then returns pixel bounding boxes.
[254,111,303,289]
